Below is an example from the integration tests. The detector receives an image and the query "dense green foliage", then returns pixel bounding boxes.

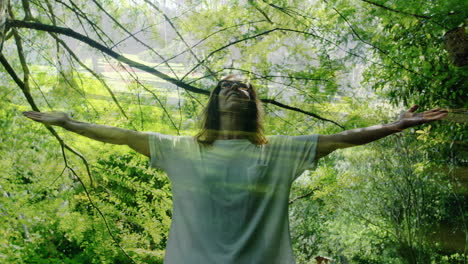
[0,0,466,263]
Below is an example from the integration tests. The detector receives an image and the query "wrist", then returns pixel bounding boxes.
[390,120,406,132]
[59,118,73,128]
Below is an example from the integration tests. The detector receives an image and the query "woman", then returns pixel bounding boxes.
[23,76,447,263]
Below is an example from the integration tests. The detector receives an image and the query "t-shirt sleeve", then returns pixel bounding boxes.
[291,135,319,174]
[269,134,319,182]
[148,132,178,170]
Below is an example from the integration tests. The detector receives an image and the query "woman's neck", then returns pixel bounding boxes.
[217,112,249,139]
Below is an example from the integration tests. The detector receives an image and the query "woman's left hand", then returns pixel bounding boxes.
[397,105,448,130]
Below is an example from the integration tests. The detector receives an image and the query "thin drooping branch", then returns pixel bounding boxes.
[0,53,37,108]
[223,67,325,104]
[0,53,94,187]
[142,0,218,80]
[58,144,136,264]
[21,0,33,20]
[186,68,340,126]
[248,0,274,24]
[359,0,431,20]
[50,31,136,128]
[5,6,97,188]
[223,67,331,82]
[6,19,344,128]
[29,0,55,23]
[0,53,136,263]
[181,27,282,80]
[130,2,207,107]
[181,26,407,81]
[6,19,209,93]
[262,99,344,129]
[261,2,421,74]
[264,104,306,134]
[0,0,8,53]
[262,0,296,19]
[39,0,100,115]
[53,0,115,46]
[11,28,30,86]
[342,206,398,239]
[17,32,101,114]
[7,4,31,90]
[90,0,180,79]
[110,23,155,49]
[44,0,56,24]
[101,53,181,134]
[289,187,320,204]
[262,0,322,38]
[154,20,267,68]
[29,74,54,109]
[324,0,430,80]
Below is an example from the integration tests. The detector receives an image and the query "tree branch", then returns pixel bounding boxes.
[48,30,136,128]
[90,0,180,79]
[359,0,431,20]
[324,0,431,80]
[0,0,8,53]
[248,0,274,24]
[6,19,344,128]
[101,54,181,134]
[182,25,400,81]
[53,0,115,45]
[181,27,282,80]
[154,20,267,68]
[223,67,331,82]
[59,144,136,264]
[289,187,320,204]
[142,0,218,80]
[0,53,95,187]
[0,53,136,263]
[263,99,344,129]
[6,19,210,93]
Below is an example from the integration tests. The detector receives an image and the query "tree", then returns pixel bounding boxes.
[0,0,465,263]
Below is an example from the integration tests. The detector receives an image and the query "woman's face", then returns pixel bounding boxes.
[217,80,252,114]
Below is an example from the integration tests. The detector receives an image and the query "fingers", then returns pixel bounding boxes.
[409,106,448,117]
[408,105,419,112]
[424,108,448,116]
[22,111,44,122]
[426,107,442,113]
[432,111,448,120]
[23,111,42,117]
[422,110,448,121]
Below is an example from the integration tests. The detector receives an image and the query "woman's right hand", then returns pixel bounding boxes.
[22,111,71,126]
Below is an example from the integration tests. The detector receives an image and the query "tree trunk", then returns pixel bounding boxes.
[444,24,468,67]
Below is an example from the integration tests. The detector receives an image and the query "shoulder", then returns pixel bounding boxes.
[148,132,197,147]
[266,134,318,144]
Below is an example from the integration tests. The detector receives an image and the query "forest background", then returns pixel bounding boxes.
[0,0,466,263]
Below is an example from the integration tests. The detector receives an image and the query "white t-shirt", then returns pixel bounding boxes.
[149,133,318,264]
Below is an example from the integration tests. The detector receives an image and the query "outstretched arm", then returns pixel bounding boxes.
[315,105,448,159]
[23,111,150,157]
